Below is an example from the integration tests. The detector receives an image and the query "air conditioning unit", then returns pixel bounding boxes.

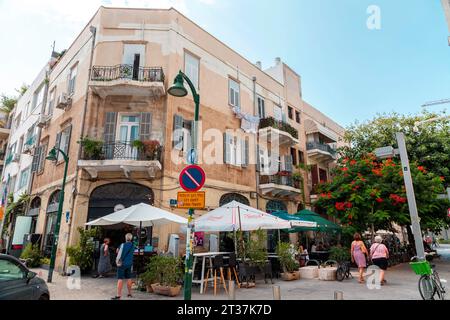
[37,114,51,128]
[55,93,72,110]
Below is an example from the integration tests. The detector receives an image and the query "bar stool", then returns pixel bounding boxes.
[204,255,228,295]
[226,252,241,288]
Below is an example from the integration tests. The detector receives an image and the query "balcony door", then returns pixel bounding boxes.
[116,114,140,160]
[123,44,145,80]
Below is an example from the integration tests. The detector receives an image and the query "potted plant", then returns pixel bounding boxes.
[20,243,43,268]
[142,140,162,161]
[78,137,104,160]
[66,227,99,274]
[139,259,160,293]
[276,242,300,281]
[150,255,183,297]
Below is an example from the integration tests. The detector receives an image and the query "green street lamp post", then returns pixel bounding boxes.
[168,70,199,300]
[46,147,69,283]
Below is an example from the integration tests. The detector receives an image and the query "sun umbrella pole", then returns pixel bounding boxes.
[237,206,245,260]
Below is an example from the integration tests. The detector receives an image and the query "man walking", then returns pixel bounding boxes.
[112,233,135,300]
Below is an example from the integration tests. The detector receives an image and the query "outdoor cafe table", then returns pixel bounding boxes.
[192,252,231,294]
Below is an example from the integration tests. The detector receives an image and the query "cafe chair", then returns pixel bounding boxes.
[226,252,241,288]
[204,255,228,295]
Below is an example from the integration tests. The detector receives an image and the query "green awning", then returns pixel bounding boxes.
[292,209,341,233]
[270,211,318,233]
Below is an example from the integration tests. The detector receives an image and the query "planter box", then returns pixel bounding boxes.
[151,283,181,297]
[146,284,154,293]
[299,266,319,279]
[281,271,300,281]
[319,267,337,281]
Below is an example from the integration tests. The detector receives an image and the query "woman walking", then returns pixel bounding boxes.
[351,233,368,283]
[370,236,389,285]
[97,238,112,278]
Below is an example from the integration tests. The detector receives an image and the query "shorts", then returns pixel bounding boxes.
[372,257,388,270]
[117,266,132,279]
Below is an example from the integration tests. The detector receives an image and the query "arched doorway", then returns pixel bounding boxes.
[87,183,154,263]
[266,200,287,213]
[43,190,61,257]
[27,197,41,235]
[219,193,250,206]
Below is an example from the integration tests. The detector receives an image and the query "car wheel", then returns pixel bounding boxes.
[39,294,50,301]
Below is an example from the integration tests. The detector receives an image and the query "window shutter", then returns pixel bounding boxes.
[223,132,231,164]
[241,138,249,167]
[31,146,42,173]
[311,164,319,187]
[63,125,72,155]
[38,144,47,173]
[256,145,261,172]
[54,132,62,160]
[139,112,152,141]
[104,112,117,143]
[173,114,184,150]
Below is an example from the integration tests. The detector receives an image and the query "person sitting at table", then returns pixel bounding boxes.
[316,242,324,251]
[310,241,317,253]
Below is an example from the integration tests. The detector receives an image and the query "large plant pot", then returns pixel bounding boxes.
[151,283,181,297]
[146,284,154,293]
[281,271,300,281]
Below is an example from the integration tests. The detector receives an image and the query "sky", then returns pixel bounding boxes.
[0,0,449,127]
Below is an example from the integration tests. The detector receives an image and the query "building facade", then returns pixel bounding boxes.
[442,0,450,45]
[1,7,346,271]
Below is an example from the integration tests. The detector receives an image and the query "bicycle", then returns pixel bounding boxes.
[335,261,353,281]
[410,256,446,300]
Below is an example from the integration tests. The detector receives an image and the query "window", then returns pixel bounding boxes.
[55,125,72,162]
[223,133,248,167]
[173,114,192,153]
[47,87,56,115]
[17,136,24,155]
[32,83,45,111]
[9,175,16,193]
[0,259,25,282]
[26,124,36,146]
[229,79,240,107]
[32,143,47,174]
[68,64,77,95]
[273,105,283,122]
[298,150,304,164]
[288,106,293,120]
[291,148,297,166]
[14,113,21,130]
[25,102,30,118]
[295,111,301,124]
[257,96,265,118]
[18,167,30,190]
[184,52,200,91]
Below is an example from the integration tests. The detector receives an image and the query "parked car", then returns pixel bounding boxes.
[0,254,50,300]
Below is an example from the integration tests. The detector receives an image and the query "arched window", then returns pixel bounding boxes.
[43,190,61,257]
[219,193,250,207]
[266,200,287,213]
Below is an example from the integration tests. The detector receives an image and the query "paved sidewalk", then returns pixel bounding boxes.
[34,244,450,300]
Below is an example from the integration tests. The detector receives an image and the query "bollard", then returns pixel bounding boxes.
[334,291,344,300]
[272,285,281,300]
[228,280,236,300]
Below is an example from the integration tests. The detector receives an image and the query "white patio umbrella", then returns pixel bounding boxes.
[85,203,187,227]
[194,201,291,232]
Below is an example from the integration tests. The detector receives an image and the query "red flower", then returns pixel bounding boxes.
[440,176,445,182]
[390,194,407,205]
[350,160,357,166]
[335,202,347,211]
[346,202,352,208]
[376,198,383,203]
[341,167,349,172]
[372,168,383,176]
[417,166,427,173]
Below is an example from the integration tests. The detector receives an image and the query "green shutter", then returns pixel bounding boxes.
[139,112,152,141]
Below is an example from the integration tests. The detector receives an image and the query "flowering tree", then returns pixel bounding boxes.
[315,153,449,236]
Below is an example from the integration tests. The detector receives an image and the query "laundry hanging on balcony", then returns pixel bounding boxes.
[231,105,260,134]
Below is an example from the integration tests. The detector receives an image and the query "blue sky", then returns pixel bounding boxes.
[1,0,449,127]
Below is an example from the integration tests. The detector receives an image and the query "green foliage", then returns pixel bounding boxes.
[2,193,30,238]
[329,246,351,262]
[40,257,50,265]
[132,140,145,151]
[78,137,104,160]
[66,227,100,272]
[259,117,299,139]
[247,229,268,269]
[276,242,299,272]
[20,244,43,268]
[145,255,183,287]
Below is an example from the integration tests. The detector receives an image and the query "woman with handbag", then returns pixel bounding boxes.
[370,236,389,285]
[351,233,369,283]
[112,233,136,300]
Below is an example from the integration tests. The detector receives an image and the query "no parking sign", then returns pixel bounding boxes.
[179,165,206,192]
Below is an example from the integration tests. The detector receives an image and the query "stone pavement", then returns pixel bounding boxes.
[33,244,450,300]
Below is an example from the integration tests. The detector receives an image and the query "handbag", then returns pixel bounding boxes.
[116,244,133,267]
[368,244,381,265]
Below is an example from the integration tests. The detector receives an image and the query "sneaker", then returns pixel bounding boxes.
[111,296,121,300]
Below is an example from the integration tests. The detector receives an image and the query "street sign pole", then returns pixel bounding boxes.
[396,132,426,260]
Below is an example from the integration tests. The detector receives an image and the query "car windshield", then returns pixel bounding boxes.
[0,260,25,281]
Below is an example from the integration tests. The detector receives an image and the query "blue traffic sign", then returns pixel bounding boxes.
[179,165,206,192]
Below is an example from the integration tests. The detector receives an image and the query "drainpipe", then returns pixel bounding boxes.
[61,26,97,274]
[252,76,260,210]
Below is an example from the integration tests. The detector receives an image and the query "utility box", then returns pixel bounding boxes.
[168,234,180,257]
[209,234,218,252]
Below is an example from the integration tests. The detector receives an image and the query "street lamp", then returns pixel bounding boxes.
[168,70,200,300]
[374,133,426,261]
[46,146,69,283]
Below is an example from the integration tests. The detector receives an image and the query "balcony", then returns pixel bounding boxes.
[306,142,336,163]
[89,65,165,98]
[23,136,36,154]
[78,140,162,179]
[258,117,299,147]
[259,174,302,199]
[0,127,10,140]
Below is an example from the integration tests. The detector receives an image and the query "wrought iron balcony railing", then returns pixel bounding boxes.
[259,174,300,189]
[90,64,165,83]
[81,141,162,162]
[259,117,299,140]
[306,142,336,156]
